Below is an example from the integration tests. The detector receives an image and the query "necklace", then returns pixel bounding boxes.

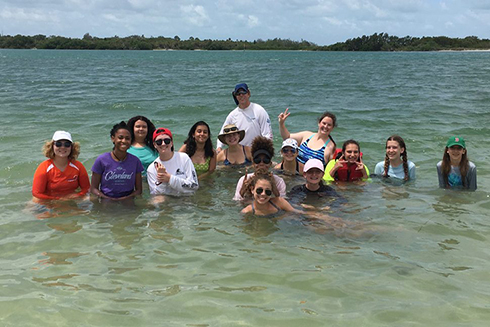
[112,150,127,162]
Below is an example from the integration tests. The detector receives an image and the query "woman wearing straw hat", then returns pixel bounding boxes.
[216,124,252,166]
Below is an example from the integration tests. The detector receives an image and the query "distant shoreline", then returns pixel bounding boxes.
[1,33,490,51]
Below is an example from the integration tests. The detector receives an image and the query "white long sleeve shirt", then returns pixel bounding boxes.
[147,152,199,196]
[216,102,273,149]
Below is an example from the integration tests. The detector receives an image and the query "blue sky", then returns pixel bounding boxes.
[1,0,489,45]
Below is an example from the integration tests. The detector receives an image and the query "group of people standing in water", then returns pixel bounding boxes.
[32,83,478,217]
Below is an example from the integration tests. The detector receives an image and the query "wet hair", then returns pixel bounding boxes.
[251,136,274,159]
[241,168,278,198]
[42,140,80,160]
[184,121,214,159]
[441,146,469,188]
[383,135,409,181]
[127,115,156,151]
[318,111,337,146]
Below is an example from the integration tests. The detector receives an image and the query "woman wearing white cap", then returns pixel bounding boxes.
[274,138,300,175]
[32,131,90,200]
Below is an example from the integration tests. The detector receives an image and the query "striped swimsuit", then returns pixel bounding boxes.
[297,135,330,166]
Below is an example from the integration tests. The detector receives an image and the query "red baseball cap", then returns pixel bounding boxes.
[153,127,173,141]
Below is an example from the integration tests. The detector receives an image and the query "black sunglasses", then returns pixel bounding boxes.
[256,187,272,196]
[235,91,248,96]
[224,126,238,133]
[253,156,271,165]
[54,141,72,148]
[155,138,171,146]
[282,148,296,154]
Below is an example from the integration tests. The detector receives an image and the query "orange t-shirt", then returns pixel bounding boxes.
[32,159,90,200]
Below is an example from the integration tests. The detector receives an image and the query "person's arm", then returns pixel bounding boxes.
[241,205,253,214]
[274,197,302,214]
[467,163,477,191]
[323,141,336,166]
[257,105,273,140]
[356,158,368,180]
[167,157,199,193]
[323,160,337,182]
[178,144,187,153]
[233,175,246,201]
[274,175,287,197]
[278,108,307,145]
[90,173,110,199]
[409,162,416,180]
[76,162,90,197]
[32,163,57,200]
[436,162,445,188]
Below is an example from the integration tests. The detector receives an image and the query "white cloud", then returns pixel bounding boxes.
[180,4,209,26]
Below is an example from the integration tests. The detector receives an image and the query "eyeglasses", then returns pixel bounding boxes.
[54,141,72,148]
[255,187,272,196]
[224,126,238,133]
[282,148,296,154]
[253,156,271,165]
[155,138,171,146]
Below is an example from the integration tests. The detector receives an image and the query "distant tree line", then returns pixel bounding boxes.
[320,33,490,51]
[1,33,489,51]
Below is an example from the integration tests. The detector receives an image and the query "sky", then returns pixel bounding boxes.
[1,0,490,45]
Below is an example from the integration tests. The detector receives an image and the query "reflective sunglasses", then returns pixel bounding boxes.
[224,126,239,133]
[282,148,296,154]
[155,138,172,146]
[54,141,72,148]
[253,156,271,165]
[255,187,272,196]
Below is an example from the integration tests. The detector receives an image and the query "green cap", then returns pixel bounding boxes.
[446,136,465,148]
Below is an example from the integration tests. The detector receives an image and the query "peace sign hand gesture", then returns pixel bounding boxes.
[278,108,291,125]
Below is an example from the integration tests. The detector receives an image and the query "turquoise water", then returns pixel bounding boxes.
[1,49,489,326]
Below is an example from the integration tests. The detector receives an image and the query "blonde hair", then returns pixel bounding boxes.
[42,140,80,160]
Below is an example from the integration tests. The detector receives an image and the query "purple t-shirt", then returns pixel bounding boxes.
[91,152,144,198]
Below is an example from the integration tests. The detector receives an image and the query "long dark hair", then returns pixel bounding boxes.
[184,121,214,159]
[383,135,409,181]
[441,146,469,188]
[127,115,156,151]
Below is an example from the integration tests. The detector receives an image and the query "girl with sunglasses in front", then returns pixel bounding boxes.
[32,130,90,200]
[90,122,144,200]
[234,136,286,201]
[241,170,297,216]
[147,127,199,197]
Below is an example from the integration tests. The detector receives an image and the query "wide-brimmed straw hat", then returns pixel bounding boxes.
[218,124,245,145]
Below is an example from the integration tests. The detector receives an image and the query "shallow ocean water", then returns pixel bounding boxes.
[0,49,489,326]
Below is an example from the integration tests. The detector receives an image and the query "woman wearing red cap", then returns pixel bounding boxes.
[147,127,199,196]
[32,130,90,200]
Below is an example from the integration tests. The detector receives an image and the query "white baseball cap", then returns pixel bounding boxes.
[304,158,324,172]
[281,138,298,150]
[52,131,73,142]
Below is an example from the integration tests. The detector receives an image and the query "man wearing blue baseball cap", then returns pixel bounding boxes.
[216,83,273,152]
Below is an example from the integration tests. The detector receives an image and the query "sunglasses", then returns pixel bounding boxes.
[282,148,296,154]
[255,187,272,196]
[235,91,248,96]
[155,138,172,146]
[224,126,238,133]
[253,156,271,165]
[54,141,72,148]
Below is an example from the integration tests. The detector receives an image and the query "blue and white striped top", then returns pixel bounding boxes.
[297,135,330,166]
